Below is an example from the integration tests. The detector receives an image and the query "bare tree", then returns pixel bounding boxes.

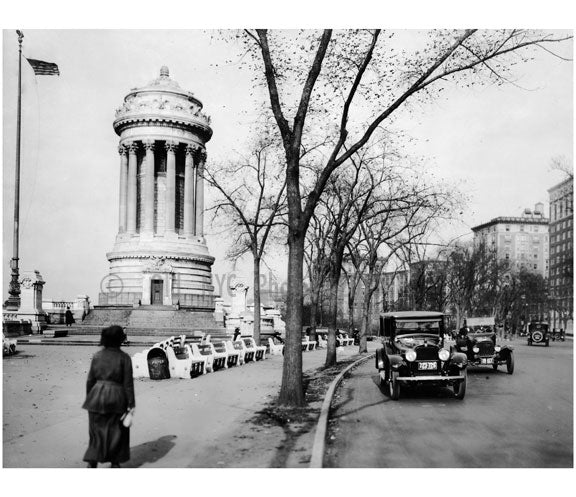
[318,150,393,367]
[234,28,572,406]
[304,209,331,337]
[349,181,453,353]
[550,155,573,180]
[342,255,363,332]
[205,134,286,345]
[443,241,503,327]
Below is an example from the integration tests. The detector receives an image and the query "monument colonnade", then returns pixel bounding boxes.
[117,140,206,238]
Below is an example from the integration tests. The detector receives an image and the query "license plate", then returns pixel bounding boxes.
[481,358,493,364]
[418,361,437,370]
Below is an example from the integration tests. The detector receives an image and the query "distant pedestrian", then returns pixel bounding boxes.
[272,330,284,344]
[65,307,75,327]
[233,327,241,341]
[82,325,135,468]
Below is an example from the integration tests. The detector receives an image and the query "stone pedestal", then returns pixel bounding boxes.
[17,270,47,333]
[230,282,248,316]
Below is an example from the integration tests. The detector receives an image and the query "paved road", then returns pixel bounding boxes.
[325,338,573,468]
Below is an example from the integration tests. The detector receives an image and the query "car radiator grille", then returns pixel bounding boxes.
[415,346,438,360]
[477,341,494,357]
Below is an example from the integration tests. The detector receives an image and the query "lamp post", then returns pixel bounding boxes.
[4,30,24,310]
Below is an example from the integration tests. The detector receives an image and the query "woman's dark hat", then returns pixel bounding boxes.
[100,325,127,347]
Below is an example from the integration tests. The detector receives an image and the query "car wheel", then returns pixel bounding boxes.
[389,371,400,400]
[506,353,514,374]
[454,370,467,400]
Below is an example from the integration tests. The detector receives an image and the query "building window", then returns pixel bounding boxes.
[534,226,539,232]
[505,225,510,232]
[505,253,510,260]
[534,264,538,270]
[520,225,525,232]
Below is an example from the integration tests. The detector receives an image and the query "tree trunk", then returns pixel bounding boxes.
[455,305,462,329]
[278,230,305,407]
[309,287,320,333]
[324,270,340,367]
[253,255,261,345]
[347,281,356,332]
[358,279,373,354]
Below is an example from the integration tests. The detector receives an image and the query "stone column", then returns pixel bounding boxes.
[165,141,177,234]
[118,145,128,233]
[195,149,206,237]
[142,140,156,234]
[184,145,196,237]
[17,270,46,333]
[126,142,138,234]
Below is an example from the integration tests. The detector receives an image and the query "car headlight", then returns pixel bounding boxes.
[472,346,480,353]
[438,349,450,361]
[405,350,417,362]
[494,346,501,352]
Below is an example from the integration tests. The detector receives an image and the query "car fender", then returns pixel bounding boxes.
[375,348,385,369]
[450,351,468,367]
[498,346,513,358]
[388,354,404,369]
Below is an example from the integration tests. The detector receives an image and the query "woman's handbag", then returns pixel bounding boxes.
[120,409,134,428]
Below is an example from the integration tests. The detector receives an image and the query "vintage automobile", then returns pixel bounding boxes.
[551,328,566,342]
[527,322,550,346]
[375,311,468,400]
[454,325,514,374]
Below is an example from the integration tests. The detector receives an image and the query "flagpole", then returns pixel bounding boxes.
[5,30,24,310]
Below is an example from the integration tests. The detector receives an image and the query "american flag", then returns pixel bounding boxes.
[26,57,60,76]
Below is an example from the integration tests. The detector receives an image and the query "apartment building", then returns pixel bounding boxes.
[471,204,549,278]
[548,177,573,332]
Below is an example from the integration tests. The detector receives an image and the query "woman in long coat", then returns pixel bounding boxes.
[65,307,75,327]
[82,325,135,468]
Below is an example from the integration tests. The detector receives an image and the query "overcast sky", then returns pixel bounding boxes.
[2,27,573,304]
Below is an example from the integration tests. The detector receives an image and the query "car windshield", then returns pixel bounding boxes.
[395,319,441,335]
[529,323,548,332]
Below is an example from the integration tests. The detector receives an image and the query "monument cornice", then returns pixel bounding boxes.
[106,251,215,265]
[113,115,212,141]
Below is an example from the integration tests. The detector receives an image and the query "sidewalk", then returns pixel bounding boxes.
[3,342,374,468]
[16,333,171,347]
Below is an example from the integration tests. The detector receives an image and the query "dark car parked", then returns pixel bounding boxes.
[527,322,550,346]
[454,326,514,374]
[551,328,566,342]
[375,311,468,400]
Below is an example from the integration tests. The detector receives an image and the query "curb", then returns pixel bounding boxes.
[309,352,375,468]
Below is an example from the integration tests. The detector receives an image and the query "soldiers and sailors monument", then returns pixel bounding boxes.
[92,66,219,332]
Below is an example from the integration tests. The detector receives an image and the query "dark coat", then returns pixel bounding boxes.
[65,310,75,325]
[82,348,135,414]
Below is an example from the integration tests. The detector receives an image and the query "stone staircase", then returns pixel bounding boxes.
[69,306,229,339]
[82,308,132,327]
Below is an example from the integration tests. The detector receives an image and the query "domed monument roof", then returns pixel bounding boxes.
[113,66,212,141]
